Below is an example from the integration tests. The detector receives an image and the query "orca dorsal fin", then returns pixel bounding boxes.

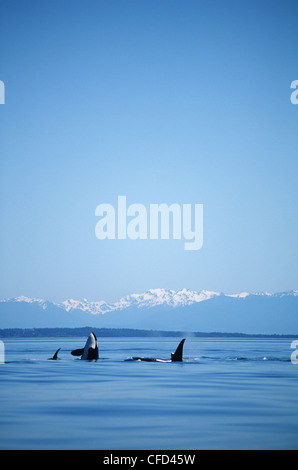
[52,348,61,360]
[71,348,84,356]
[171,339,186,362]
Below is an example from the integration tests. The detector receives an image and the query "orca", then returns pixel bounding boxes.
[127,339,186,363]
[48,348,61,360]
[71,332,99,360]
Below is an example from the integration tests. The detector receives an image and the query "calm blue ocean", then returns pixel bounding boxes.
[0,336,297,450]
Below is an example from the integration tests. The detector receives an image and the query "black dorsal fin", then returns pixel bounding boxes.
[171,339,186,362]
[52,348,61,359]
[48,348,61,360]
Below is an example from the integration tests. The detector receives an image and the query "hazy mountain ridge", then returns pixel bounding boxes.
[3,288,297,313]
[0,289,297,334]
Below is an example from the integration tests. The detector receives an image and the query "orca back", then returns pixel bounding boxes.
[128,338,186,362]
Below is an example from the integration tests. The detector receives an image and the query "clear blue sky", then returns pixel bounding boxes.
[0,0,297,302]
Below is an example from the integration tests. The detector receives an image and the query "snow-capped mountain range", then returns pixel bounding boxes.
[4,288,297,313]
[0,288,297,334]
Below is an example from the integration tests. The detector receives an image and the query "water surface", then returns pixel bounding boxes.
[0,337,297,449]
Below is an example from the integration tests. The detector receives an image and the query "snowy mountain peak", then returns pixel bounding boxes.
[226,292,250,298]
[14,296,46,304]
[118,288,221,310]
[0,296,49,310]
[61,298,108,314]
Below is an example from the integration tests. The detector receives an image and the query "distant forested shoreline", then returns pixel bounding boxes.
[0,327,295,338]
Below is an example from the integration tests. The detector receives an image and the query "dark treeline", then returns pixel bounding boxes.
[0,327,295,339]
